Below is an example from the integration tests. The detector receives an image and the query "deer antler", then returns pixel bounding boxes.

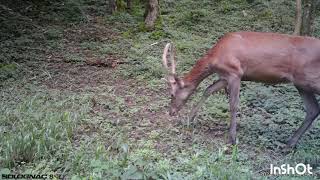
[162,43,176,75]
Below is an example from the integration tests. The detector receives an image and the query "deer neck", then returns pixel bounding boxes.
[182,57,214,89]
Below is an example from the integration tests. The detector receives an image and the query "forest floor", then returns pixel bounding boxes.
[1,0,320,179]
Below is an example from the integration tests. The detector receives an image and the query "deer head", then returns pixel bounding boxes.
[162,43,194,116]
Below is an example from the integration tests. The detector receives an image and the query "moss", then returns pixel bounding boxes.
[154,16,163,30]
[0,63,18,81]
[45,28,63,40]
[149,30,165,40]
[122,29,134,38]
[138,22,148,32]
[116,0,127,12]
[258,9,273,20]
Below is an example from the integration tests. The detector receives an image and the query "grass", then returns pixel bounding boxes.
[1,0,320,179]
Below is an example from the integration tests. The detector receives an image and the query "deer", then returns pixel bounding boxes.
[162,31,320,149]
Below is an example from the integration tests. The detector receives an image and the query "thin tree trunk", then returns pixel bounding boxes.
[294,0,302,35]
[144,0,159,30]
[110,0,117,13]
[126,0,132,11]
[109,0,132,13]
[301,0,317,36]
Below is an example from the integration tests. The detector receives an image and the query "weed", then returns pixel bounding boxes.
[0,63,18,81]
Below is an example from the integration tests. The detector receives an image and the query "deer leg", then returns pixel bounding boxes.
[287,87,320,148]
[224,87,230,99]
[228,77,241,145]
[189,79,227,121]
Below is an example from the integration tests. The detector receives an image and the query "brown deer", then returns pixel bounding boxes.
[162,31,320,148]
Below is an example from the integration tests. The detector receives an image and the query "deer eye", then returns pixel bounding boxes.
[170,94,174,98]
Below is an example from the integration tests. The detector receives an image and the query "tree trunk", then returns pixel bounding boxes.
[126,0,132,11]
[110,0,117,13]
[301,0,317,36]
[144,0,159,30]
[294,0,302,35]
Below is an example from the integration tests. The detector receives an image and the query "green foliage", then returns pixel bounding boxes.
[20,0,87,23]
[258,9,274,20]
[149,30,165,40]
[115,0,127,11]
[64,53,85,63]
[44,28,64,40]
[0,63,18,81]
[0,86,90,169]
[149,17,167,39]
[138,22,148,32]
[218,0,247,13]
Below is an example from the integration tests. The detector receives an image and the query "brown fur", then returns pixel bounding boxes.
[184,32,320,92]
